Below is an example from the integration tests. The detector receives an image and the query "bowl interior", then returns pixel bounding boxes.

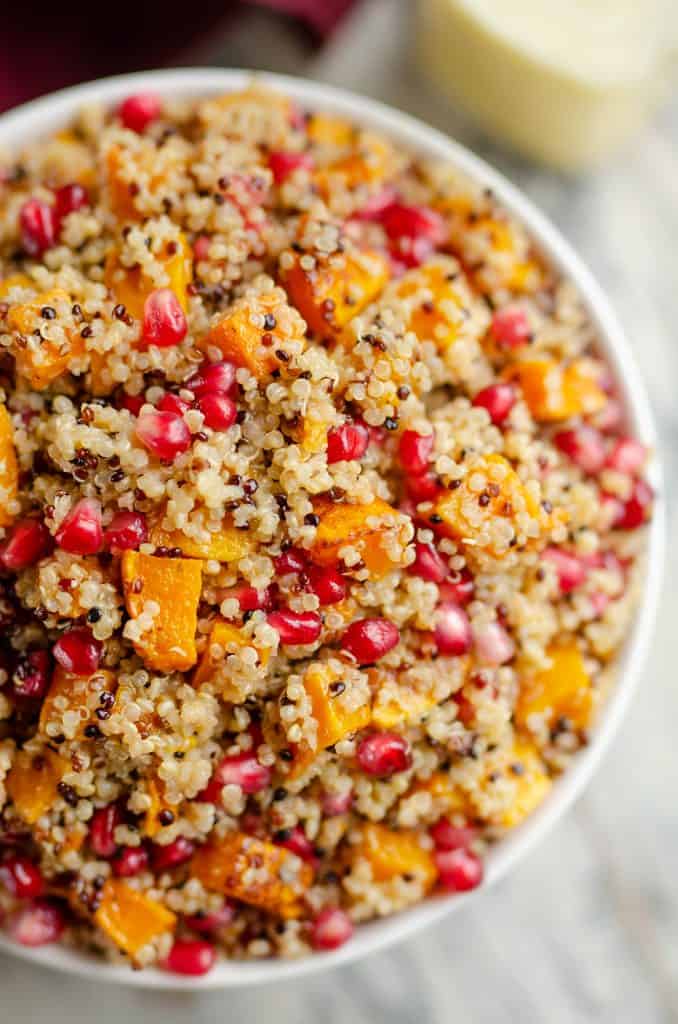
[0,67,665,989]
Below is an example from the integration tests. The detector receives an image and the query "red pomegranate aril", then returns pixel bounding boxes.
[136,410,192,460]
[112,845,148,878]
[554,426,607,475]
[473,621,515,665]
[430,818,476,852]
[1,519,50,570]
[213,752,271,795]
[120,393,145,416]
[119,91,162,133]
[223,584,273,613]
[157,392,190,416]
[19,198,57,256]
[197,392,237,431]
[142,288,187,349]
[306,564,347,605]
[326,421,369,464]
[409,541,448,583]
[322,789,353,816]
[165,938,216,976]
[274,548,308,575]
[53,183,89,222]
[269,150,314,184]
[435,847,484,892]
[542,547,587,594]
[357,732,411,777]
[379,202,446,246]
[185,360,236,398]
[439,568,474,607]
[593,398,624,434]
[342,618,400,663]
[104,511,148,553]
[185,902,235,934]
[399,429,434,476]
[434,603,472,656]
[7,900,64,947]
[275,825,318,865]
[614,479,654,530]
[12,650,51,701]
[55,497,103,555]
[0,856,44,898]
[490,306,531,348]
[151,837,196,872]
[355,186,397,220]
[193,234,211,261]
[311,907,354,951]
[53,627,102,675]
[268,609,322,645]
[606,437,646,476]
[89,804,122,858]
[473,383,516,425]
[406,471,440,503]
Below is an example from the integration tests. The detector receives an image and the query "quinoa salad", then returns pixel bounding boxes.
[0,84,654,975]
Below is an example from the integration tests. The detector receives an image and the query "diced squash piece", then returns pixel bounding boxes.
[357,822,437,889]
[408,771,470,816]
[104,233,192,320]
[39,666,117,740]
[371,683,437,730]
[0,273,33,300]
[105,145,140,221]
[7,288,85,389]
[499,740,552,828]
[451,215,542,294]
[314,137,393,194]
[143,776,178,838]
[121,552,203,672]
[190,832,313,918]
[94,879,176,956]
[287,414,331,455]
[289,662,371,777]
[6,748,68,825]
[309,496,404,577]
[150,516,251,562]
[193,619,271,689]
[200,289,305,381]
[516,643,593,732]
[307,114,355,147]
[0,404,18,527]
[390,259,471,353]
[281,248,389,338]
[503,358,607,422]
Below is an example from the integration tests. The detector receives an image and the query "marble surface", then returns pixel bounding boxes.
[3,3,678,1020]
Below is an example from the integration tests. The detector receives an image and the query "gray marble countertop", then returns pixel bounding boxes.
[3,3,678,1021]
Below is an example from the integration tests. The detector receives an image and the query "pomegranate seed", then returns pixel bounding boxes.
[0,856,44,898]
[185,902,234,934]
[434,603,472,656]
[542,547,587,593]
[614,479,654,530]
[89,804,122,858]
[342,618,400,663]
[311,907,354,951]
[322,789,353,816]
[165,938,216,976]
[430,818,476,852]
[142,289,187,349]
[554,426,607,475]
[12,650,51,700]
[7,900,64,947]
[104,511,148,553]
[606,437,646,476]
[275,825,318,865]
[112,845,148,878]
[136,410,192,460]
[490,306,531,348]
[406,471,440,503]
[193,235,211,261]
[439,569,474,606]
[157,392,190,416]
[306,564,346,606]
[53,183,89,222]
[119,92,162,133]
[399,430,434,476]
[267,609,322,645]
[473,621,515,665]
[53,627,102,675]
[357,732,411,776]
[472,383,516,425]
[151,837,195,872]
[55,497,103,555]
[221,584,273,613]
[355,186,398,220]
[197,392,237,431]
[379,202,446,245]
[268,150,314,184]
[185,361,236,398]
[120,393,145,416]
[326,422,369,464]
[274,548,307,575]
[409,541,448,583]
[435,847,483,892]
[19,198,56,256]
[1,519,51,570]
[593,398,624,434]
[211,752,271,797]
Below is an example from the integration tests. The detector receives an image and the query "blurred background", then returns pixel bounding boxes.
[2,1,678,1020]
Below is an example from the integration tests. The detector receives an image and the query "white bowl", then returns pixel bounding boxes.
[0,68,665,989]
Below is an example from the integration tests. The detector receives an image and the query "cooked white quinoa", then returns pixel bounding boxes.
[0,85,653,973]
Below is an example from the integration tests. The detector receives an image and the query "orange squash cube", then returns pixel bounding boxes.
[516,643,593,732]
[499,740,552,828]
[307,114,355,147]
[357,822,437,889]
[389,258,473,353]
[288,662,371,777]
[0,405,19,528]
[7,288,86,390]
[314,137,393,195]
[121,551,203,672]
[309,496,405,577]
[105,145,141,221]
[39,666,117,740]
[104,233,192,320]
[503,358,607,422]
[193,619,271,689]
[371,683,437,730]
[150,516,251,563]
[94,879,177,956]
[0,274,33,300]
[408,771,470,817]
[143,776,179,838]
[6,747,69,825]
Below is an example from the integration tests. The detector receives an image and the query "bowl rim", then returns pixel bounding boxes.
[0,66,665,990]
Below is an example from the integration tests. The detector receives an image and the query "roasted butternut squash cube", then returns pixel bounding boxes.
[408,771,470,816]
[281,248,389,338]
[7,288,85,389]
[0,405,18,528]
[499,740,552,828]
[143,776,178,838]
[94,879,177,956]
[6,747,68,825]
[0,274,33,300]
[309,496,405,577]
[190,832,313,918]
[451,215,542,294]
[371,682,437,730]
[104,233,192,320]
[314,137,394,195]
[503,358,607,422]
[200,289,305,381]
[289,662,371,777]
[150,516,251,562]
[516,643,593,732]
[389,258,473,353]
[39,666,117,740]
[357,822,437,889]
[121,551,203,672]
[193,619,271,689]
[307,114,355,147]
[105,145,140,221]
